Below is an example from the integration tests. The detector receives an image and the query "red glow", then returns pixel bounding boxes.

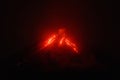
[59,37,65,45]
[65,39,78,53]
[44,34,56,47]
[42,28,78,53]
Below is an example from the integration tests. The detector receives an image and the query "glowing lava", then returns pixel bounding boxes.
[44,35,56,47]
[42,28,78,53]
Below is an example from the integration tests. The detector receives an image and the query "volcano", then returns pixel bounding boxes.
[41,28,78,53]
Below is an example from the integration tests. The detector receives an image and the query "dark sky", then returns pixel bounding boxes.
[2,0,114,79]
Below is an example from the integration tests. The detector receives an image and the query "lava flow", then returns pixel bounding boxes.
[42,28,78,53]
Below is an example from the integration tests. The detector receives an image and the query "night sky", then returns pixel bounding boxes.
[2,0,114,79]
